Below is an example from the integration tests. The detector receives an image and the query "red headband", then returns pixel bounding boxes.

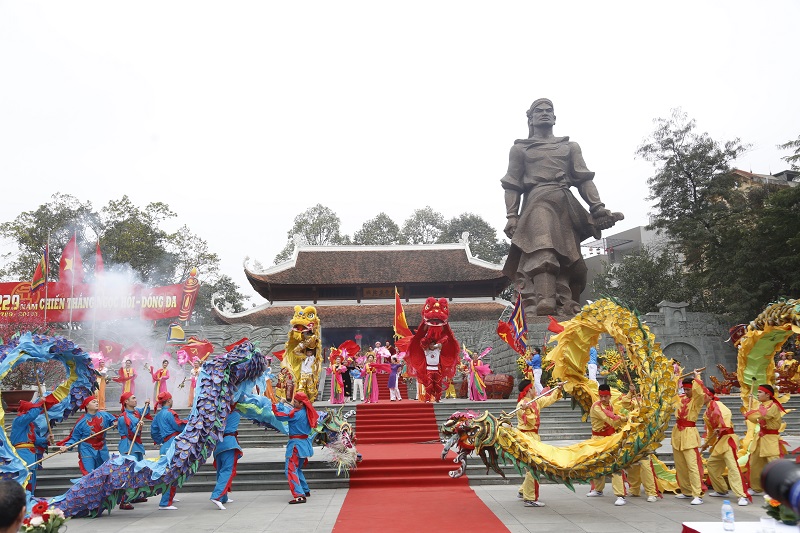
[291,392,319,428]
[81,396,97,409]
[598,389,611,397]
[758,385,787,412]
[517,384,533,403]
[120,392,134,405]
[157,392,172,405]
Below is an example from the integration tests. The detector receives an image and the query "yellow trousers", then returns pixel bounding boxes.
[748,439,778,493]
[519,472,540,501]
[591,471,625,496]
[707,441,746,498]
[673,447,704,498]
[627,457,657,497]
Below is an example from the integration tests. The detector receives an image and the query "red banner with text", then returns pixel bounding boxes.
[0,275,198,324]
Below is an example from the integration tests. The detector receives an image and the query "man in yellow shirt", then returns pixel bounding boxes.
[515,379,563,507]
[586,384,629,505]
[702,387,749,506]
[672,371,706,505]
[745,384,785,495]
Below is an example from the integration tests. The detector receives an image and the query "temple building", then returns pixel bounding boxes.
[213,241,513,351]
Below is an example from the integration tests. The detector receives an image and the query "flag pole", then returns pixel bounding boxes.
[91,240,98,352]
[43,231,50,328]
[68,230,76,335]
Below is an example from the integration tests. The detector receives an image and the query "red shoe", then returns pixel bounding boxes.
[119,503,134,510]
[288,497,306,504]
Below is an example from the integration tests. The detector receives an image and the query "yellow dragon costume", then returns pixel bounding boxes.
[441,298,677,490]
[281,305,323,403]
[733,299,798,471]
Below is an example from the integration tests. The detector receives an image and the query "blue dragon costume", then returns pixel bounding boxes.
[1,332,357,518]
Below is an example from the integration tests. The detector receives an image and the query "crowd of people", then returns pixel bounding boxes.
[323,340,495,404]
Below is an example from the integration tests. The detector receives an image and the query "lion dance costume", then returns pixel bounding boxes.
[405,297,459,402]
[279,306,323,403]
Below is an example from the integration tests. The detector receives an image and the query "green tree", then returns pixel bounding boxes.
[0,194,245,325]
[169,225,221,284]
[274,204,349,263]
[99,196,177,285]
[592,246,689,313]
[399,206,444,244]
[637,109,750,313]
[352,213,400,245]
[0,193,98,281]
[778,134,800,171]
[437,212,509,263]
[748,185,800,304]
[195,274,249,324]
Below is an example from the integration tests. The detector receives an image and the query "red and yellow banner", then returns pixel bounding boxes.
[0,274,198,324]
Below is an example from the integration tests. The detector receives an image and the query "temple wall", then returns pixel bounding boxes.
[451,301,738,388]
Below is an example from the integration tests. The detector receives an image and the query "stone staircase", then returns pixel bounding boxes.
[9,394,799,496]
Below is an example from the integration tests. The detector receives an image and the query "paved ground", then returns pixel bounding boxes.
[47,402,798,532]
[60,480,777,533]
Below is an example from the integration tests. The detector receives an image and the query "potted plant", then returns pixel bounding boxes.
[1,328,66,410]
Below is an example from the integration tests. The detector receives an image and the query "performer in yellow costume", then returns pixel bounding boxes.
[702,387,749,506]
[586,384,628,505]
[616,393,660,503]
[516,379,563,507]
[672,371,706,505]
[745,384,785,495]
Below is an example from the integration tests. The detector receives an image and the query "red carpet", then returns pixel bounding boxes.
[334,402,509,532]
[353,401,439,444]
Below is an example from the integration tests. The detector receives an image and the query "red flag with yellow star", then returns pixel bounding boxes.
[58,234,84,285]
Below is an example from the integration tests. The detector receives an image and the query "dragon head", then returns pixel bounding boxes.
[422,297,449,327]
[440,411,479,451]
[726,324,748,346]
[290,305,319,334]
[440,410,504,477]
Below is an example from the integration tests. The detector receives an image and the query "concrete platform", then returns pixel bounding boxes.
[58,482,777,533]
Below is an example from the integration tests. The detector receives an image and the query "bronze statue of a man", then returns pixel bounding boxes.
[501,98,622,318]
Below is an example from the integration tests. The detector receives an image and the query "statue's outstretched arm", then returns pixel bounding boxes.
[501,146,525,238]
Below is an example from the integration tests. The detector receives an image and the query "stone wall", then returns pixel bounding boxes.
[448,301,739,388]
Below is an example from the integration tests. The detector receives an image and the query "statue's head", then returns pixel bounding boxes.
[526,98,555,136]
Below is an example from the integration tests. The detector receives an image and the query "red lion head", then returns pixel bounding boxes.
[422,297,449,326]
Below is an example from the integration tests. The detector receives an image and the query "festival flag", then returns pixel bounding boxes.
[98,339,124,360]
[166,322,186,344]
[393,287,413,338]
[224,338,249,352]
[94,241,104,275]
[509,293,528,351]
[547,315,565,334]
[496,320,525,355]
[180,337,214,361]
[58,234,84,285]
[121,342,150,361]
[31,246,48,292]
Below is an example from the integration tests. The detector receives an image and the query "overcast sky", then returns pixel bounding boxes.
[1,1,798,304]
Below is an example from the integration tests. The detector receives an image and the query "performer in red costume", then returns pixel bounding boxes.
[405,297,460,402]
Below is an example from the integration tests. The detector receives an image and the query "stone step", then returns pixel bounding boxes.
[34,460,349,498]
